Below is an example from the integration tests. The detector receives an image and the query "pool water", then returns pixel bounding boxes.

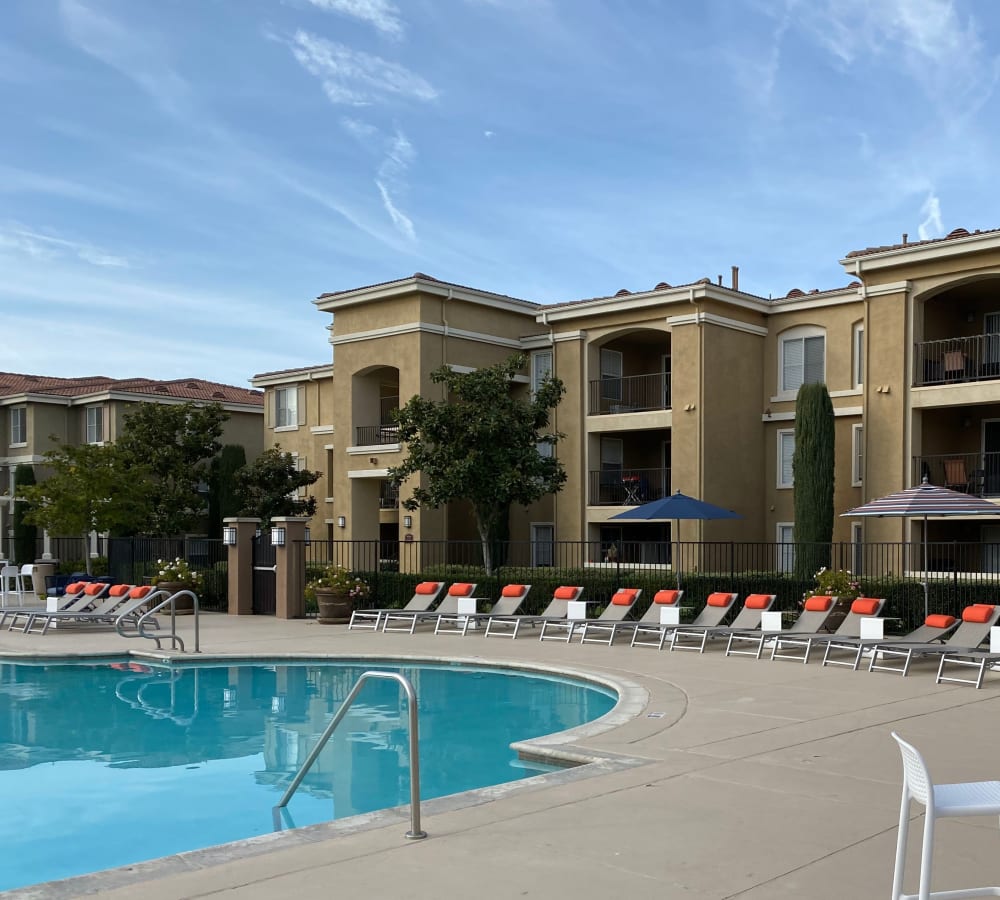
[0,659,616,891]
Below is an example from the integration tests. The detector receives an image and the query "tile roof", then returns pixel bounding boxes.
[0,372,263,406]
[316,272,539,307]
[251,363,332,380]
[845,226,1000,259]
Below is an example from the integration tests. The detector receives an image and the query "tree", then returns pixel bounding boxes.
[116,401,229,535]
[208,444,247,537]
[388,353,566,573]
[793,381,835,578]
[21,444,152,574]
[12,464,37,565]
[234,446,321,526]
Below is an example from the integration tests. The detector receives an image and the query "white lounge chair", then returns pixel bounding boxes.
[383,582,478,634]
[631,591,735,650]
[670,593,774,653]
[484,585,584,639]
[771,596,885,664]
[434,584,531,636]
[571,588,643,646]
[726,594,837,659]
[348,581,445,631]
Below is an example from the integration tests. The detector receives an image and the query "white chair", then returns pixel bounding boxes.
[0,565,23,607]
[19,564,36,600]
[891,731,1000,899]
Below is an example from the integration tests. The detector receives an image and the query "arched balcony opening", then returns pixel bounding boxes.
[588,330,671,415]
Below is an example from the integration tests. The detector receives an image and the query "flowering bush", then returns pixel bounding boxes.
[305,565,371,604]
[154,557,203,589]
[803,567,860,605]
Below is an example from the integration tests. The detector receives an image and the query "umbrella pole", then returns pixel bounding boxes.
[923,515,929,620]
[675,520,682,589]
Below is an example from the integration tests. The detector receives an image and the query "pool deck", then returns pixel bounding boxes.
[2,611,1000,899]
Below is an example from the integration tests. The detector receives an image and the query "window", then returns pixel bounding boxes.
[780,329,825,393]
[86,406,104,444]
[852,424,864,486]
[531,350,553,395]
[851,522,864,574]
[853,323,864,388]
[600,348,623,403]
[10,407,26,445]
[275,387,298,429]
[294,455,307,498]
[530,523,554,567]
[536,438,554,459]
[777,430,795,488]
[777,523,795,573]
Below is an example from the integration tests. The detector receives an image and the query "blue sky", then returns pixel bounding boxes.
[3,0,999,387]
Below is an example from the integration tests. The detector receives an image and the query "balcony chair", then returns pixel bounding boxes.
[942,350,968,381]
[943,458,971,493]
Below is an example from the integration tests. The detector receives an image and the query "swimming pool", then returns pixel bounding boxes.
[0,658,617,892]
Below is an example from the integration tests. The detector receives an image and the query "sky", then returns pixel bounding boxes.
[3,0,1000,388]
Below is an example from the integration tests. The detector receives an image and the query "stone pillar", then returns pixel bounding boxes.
[272,516,310,620]
[225,517,259,616]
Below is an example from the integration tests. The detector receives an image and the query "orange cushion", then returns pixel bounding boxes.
[501,584,526,597]
[449,583,474,596]
[804,595,834,612]
[130,586,153,599]
[414,582,440,595]
[925,614,956,629]
[84,583,106,596]
[962,605,995,623]
[611,589,639,606]
[707,592,733,607]
[108,585,131,597]
[653,590,680,605]
[66,582,84,593]
[851,598,881,616]
[744,594,773,610]
[554,586,580,600]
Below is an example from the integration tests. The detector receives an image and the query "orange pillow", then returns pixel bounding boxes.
[611,589,639,606]
[925,614,956,629]
[962,605,995,623]
[744,594,773,610]
[130,586,153,599]
[66,582,84,593]
[554,586,580,600]
[501,584,526,597]
[449,583,474,596]
[414,582,440,595]
[804,595,834,612]
[706,593,732,607]
[851,598,881,616]
[653,590,680,605]
[108,585,131,597]
[84,583,106,596]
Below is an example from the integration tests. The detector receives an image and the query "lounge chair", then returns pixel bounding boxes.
[434,584,531,636]
[821,609,963,671]
[670,593,774,653]
[725,594,838,659]
[347,580,445,632]
[484,585,584,639]
[631,591,737,650]
[1,580,88,629]
[583,588,684,647]
[771,596,885,663]
[545,588,641,644]
[23,584,141,635]
[863,604,1000,677]
[10,581,112,632]
[383,582,478,634]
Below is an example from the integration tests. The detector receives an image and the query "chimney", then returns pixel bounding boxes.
[731,266,739,291]
[717,274,723,285]
[902,233,908,245]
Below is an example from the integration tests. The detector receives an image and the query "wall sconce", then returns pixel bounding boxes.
[684,403,696,412]
[337,516,346,528]
[369,456,378,464]
[222,526,238,546]
[876,384,892,394]
[403,515,412,529]
[271,526,286,547]
[303,526,311,545]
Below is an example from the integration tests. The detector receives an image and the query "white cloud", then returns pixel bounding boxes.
[0,224,130,268]
[917,193,944,241]
[341,117,379,140]
[285,30,437,106]
[376,180,415,241]
[484,130,495,138]
[375,131,416,240]
[302,0,404,39]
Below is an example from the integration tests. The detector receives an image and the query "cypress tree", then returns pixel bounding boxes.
[209,444,247,538]
[12,464,37,565]
[793,382,835,578]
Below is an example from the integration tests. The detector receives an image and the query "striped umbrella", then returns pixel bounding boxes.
[841,478,1000,616]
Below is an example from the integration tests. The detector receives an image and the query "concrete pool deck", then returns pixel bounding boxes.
[2,612,1000,899]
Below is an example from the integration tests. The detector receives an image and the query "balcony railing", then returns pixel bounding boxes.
[913,452,1000,496]
[589,373,671,415]
[355,423,401,446]
[379,481,400,509]
[588,467,670,505]
[914,335,1000,386]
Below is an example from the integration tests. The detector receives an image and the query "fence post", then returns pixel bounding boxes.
[273,516,310,619]
[225,517,259,615]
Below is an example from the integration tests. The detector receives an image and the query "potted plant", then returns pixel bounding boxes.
[154,557,203,615]
[306,564,371,624]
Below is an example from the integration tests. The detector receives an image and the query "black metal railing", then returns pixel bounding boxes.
[914,335,1000,386]
[588,373,671,415]
[588,467,670,505]
[380,480,400,509]
[913,452,1000,496]
[355,423,401,446]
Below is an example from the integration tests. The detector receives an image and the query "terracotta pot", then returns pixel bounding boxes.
[315,588,352,624]
[156,581,195,615]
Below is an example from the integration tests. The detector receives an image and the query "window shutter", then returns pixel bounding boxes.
[297,386,306,426]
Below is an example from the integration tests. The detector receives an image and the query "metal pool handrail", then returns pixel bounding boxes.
[274,670,426,840]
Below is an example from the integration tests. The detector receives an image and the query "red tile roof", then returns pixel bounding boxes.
[0,373,263,406]
[845,226,1000,259]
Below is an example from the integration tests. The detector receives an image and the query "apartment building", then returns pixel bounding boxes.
[252,226,1000,566]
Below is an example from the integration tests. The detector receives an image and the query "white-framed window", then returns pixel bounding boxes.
[536,437,554,459]
[86,405,104,444]
[779,327,825,393]
[852,423,864,486]
[777,429,795,488]
[10,407,26,445]
[531,350,553,395]
[275,387,298,429]
[776,523,795,573]
[852,322,864,388]
[530,523,554,567]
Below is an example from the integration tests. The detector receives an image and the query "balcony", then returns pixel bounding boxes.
[355,396,399,446]
[913,452,1000,496]
[914,336,1000,386]
[588,467,670,506]
[589,373,671,415]
[379,480,399,509]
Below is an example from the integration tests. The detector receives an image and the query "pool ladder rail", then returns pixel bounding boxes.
[115,588,201,653]
[273,671,426,840]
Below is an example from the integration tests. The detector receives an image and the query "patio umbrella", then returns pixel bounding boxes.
[611,490,742,587]
[841,478,1000,618]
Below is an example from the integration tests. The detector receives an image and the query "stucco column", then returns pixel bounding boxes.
[225,517,259,615]
[272,516,310,620]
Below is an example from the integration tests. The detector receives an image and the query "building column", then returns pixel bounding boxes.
[224,517,259,615]
[272,516,310,620]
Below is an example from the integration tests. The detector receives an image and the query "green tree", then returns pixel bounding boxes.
[116,401,229,535]
[208,444,247,537]
[234,446,320,526]
[388,353,566,573]
[21,444,152,574]
[793,381,835,578]
[12,464,37,565]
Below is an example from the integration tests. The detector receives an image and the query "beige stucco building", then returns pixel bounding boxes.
[252,227,1000,569]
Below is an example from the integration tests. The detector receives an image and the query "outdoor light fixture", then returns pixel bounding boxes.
[304,526,311,546]
[403,515,412,529]
[337,516,346,528]
[271,526,286,547]
[222,526,238,546]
